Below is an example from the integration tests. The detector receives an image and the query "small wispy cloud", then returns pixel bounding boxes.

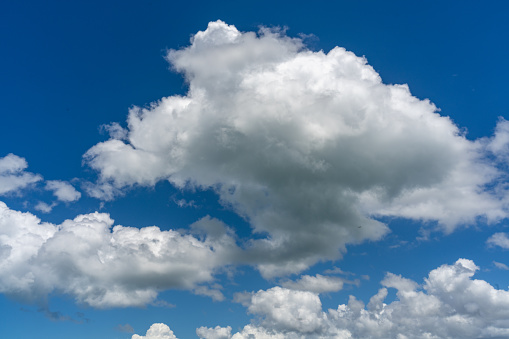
[487,232,509,249]
[116,323,134,333]
[493,261,509,270]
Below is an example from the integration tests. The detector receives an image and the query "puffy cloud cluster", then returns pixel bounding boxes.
[0,154,81,213]
[132,323,178,339]
[193,259,509,338]
[34,180,81,213]
[84,20,509,277]
[0,201,237,307]
[244,286,326,334]
[0,154,42,195]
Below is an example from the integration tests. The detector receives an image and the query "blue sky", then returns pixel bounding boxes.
[2,1,509,338]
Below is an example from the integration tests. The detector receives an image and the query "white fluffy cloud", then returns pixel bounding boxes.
[192,259,509,339]
[83,21,509,277]
[0,154,42,195]
[45,180,81,202]
[0,201,238,307]
[487,232,509,249]
[246,286,327,333]
[132,323,178,339]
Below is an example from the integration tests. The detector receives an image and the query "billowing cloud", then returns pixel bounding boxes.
[45,180,81,202]
[0,154,42,195]
[244,286,327,334]
[487,232,509,249]
[0,201,238,307]
[132,323,178,339]
[192,259,509,338]
[84,21,509,277]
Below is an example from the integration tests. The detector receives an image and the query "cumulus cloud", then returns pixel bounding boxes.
[45,180,81,202]
[84,20,509,277]
[132,323,178,339]
[36,180,81,212]
[0,154,42,195]
[193,259,509,338]
[0,201,238,307]
[245,286,327,334]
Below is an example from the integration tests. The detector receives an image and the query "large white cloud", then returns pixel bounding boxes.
[0,154,42,195]
[84,20,509,276]
[0,201,238,307]
[193,259,509,338]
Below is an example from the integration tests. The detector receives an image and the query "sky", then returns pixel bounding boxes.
[1,1,509,338]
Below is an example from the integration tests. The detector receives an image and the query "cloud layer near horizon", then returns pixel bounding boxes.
[135,259,509,339]
[85,20,509,277]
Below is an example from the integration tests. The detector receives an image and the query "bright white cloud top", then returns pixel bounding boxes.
[132,323,178,339]
[2,17,509,339]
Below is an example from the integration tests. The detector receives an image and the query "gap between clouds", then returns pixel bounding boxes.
[84,20,509,277]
